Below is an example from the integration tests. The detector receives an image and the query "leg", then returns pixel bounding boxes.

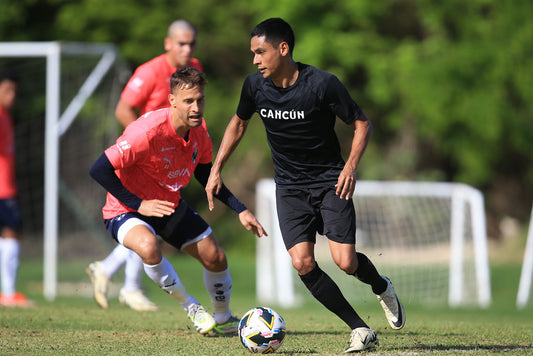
[182,233,238,334]
[86,244,130,309]
[123,224,187,301]
[0,198,33,307]
[329,241,404,330]
[328,240,387,294]
[1,227,20,296]
[291,241,367,330]
[119,249,159,311]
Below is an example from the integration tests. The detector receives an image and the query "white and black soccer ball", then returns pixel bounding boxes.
[238,306,286,354]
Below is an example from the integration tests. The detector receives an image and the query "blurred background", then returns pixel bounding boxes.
[0,0,531,293]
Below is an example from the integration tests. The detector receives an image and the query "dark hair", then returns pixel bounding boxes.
[251,18,295,56]
[0,70,18,84]
[170,66,207,92]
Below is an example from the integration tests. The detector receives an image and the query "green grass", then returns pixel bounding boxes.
[1,252,532,355]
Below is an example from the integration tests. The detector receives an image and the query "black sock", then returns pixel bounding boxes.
[300,263,367,329]
[353,252,388,295]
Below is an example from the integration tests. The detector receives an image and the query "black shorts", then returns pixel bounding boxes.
[275,186,356,250]
[0,198,21,231]
[105,199,210,250]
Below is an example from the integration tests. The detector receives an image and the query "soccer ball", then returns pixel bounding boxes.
[238,307,286,354]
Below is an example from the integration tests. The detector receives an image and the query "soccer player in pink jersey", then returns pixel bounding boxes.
[87,19,204,312]
[0,71,34,307]
[90,66,265,335]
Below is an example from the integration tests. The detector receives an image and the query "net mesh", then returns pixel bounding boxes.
[0,49,129,287]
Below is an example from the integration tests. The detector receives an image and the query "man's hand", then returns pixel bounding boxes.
[138,199,175,217]
[238,209,267,237]
[205,172,223,211]
[335,167,356,200]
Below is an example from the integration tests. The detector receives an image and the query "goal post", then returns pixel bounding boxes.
[256,179,491,308]
[516,203,533,309]
[0,42,121,301]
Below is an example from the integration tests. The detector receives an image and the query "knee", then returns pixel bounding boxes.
[134,237,161,265]
[336,255,358,275]
[292,255,316,275]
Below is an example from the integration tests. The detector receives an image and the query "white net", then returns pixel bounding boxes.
[0,43,129,296]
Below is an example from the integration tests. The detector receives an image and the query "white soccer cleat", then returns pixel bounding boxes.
[119,288,159,312]
[187,304,216,334]
[377,275,406,330]
[213,315,240,336]
[86,261,110,309]
[345,327,378,353]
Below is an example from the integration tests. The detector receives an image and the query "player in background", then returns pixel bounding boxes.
[90,66,265,335]
[206,18,405,352]
[0,71,34,307]
[87,19,203,312]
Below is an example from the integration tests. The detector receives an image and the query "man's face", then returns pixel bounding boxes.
[0,79,17,110]
[169,84,205,130]
[165,29,197,68]
[251,35,282,79]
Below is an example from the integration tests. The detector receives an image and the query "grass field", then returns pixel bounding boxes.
[1,251,532,355]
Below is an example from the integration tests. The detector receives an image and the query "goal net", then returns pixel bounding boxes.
[0,42,128,300]
[256,179,491,308]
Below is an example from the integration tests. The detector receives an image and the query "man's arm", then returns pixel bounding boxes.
[115,98,139,128]
[335,112,372,200]
[205,114,249,211]
[89,153,175,217]
[195,162,266,237]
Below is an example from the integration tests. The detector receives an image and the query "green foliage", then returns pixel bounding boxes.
[1,0,532,221]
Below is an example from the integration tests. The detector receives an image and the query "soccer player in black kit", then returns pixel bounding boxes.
[206,18,405,353]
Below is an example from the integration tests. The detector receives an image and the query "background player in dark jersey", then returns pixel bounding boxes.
[90,66,265,335]
[206,18,405,353]
[87,19,203,312]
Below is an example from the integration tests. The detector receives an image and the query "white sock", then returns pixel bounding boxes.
[123,249,143,293]
[100,245,130,277]
[0,237,20,295]
[203,268,232,324]
[144,257,197,310]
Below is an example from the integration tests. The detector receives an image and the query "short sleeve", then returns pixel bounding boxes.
[324,75,362,125]
[120,66,155,108]
[236,75,257,120]
[105,125,150,169]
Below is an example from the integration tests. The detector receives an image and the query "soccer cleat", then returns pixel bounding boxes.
[345,327,378,353]
[119,288,159,311]
[0,292,35,307]
[376,275,406,330]
[86,261,110,309]
[212,315,240,336]
[187,304,216,334]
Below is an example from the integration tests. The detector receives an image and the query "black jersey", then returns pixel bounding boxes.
[236,63,363,188]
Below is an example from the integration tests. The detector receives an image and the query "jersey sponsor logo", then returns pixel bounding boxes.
[161,146,175,152]
[159,182,183,192]
[167,168,191,179]
[260,108,305,120]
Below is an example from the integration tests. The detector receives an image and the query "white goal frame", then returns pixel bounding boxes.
[256,179,491,308]
[516,203,533,309]
[0,42,118,300]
